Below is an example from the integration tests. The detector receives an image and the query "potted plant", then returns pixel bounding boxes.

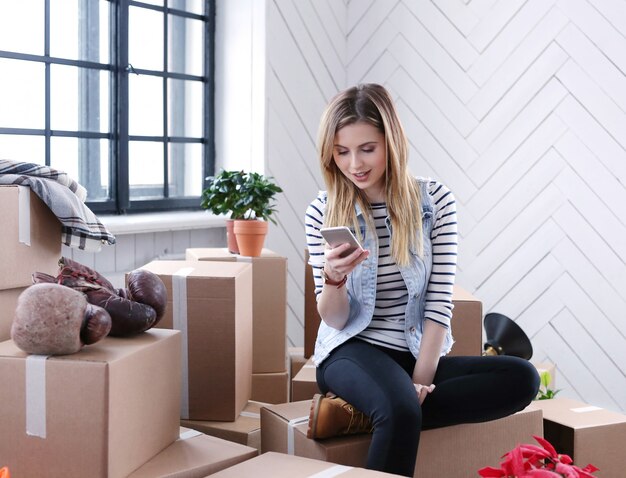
[201,170,282,256]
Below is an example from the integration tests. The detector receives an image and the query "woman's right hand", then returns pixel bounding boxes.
[317,243,368,330]
[323,243,369,281]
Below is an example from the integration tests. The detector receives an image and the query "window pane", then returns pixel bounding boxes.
[170,0,204,15]
[168,14,203,77]
[168,79,202,138]
[168,142,202,197]
[138,0,164,6]
[129,75,163,136]
[50,137,110,201]
[0,59,44,129]
[51,65,109,133]
[0,1,44,55]
[129,141,164,199]
[129,6,163,72]
[50,0,110,63]
[51,137,110,201]
[0,135,45,164]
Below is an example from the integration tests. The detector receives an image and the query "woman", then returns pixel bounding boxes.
[304,83,539,477]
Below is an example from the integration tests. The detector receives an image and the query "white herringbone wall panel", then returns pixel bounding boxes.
[265,0,626,413]
[265,0,348,347]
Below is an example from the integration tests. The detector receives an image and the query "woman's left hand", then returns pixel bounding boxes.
[414,383,435,405]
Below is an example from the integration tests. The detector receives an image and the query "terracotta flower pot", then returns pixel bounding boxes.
[233,219,268,257]
[225,219,239,254]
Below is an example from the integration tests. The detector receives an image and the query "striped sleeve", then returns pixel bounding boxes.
[423,180,458,329]
[305,193,327,297]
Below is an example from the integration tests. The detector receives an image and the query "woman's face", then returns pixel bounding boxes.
[333,121,387,203]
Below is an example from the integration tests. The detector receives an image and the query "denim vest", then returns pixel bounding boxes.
[313,178,453,366]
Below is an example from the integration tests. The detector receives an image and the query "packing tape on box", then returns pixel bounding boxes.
[25,355,49,438]
[178,429,203,441]
[18,185,31,246]
[571,405,603,413]
[287,415,309,455]
[307,465,353,478]
[173,267,195,420]
[240,410,261,419]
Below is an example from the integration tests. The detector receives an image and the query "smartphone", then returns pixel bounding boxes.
[320,226,363,257]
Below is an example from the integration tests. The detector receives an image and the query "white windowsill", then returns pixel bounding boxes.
[99,211,227,235]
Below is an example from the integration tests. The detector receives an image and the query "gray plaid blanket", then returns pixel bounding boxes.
[0,160,116,251]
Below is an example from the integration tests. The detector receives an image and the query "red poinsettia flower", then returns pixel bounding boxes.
[478,436,599,478]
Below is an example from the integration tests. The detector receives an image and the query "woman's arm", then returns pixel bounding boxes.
[412,320,447,403]
[317,245,368,329]
[304,196,368,330]
[413,181,459,404]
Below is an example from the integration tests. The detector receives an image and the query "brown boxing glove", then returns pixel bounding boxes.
[12,283,112,355]
[86,288,158,337]
[57,256,118,293]
[125,269,167,325]
[81,303,114,344]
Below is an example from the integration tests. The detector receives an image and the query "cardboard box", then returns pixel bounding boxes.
[0,185,62,290]
[261,400,543,478]
[291,359,319,402]
[186,248,287,373]
[448,286,483,356]
[304,249,483,358]
[532,397,626,476]
[0,286,27,341]
[251,370,289,404]
[210,451,402,477]
[139,260,253,421]
[127,427,258,478]
[289,346,307,379]
[0,329,181,478]
[304,249,321,359]
[180,401,266,452]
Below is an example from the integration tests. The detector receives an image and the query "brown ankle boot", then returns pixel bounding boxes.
[307,393,374,440]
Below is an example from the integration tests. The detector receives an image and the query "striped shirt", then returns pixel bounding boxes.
[305,179,458,352]
[357,203,410,351]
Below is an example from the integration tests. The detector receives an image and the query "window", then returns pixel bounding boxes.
[0,0,214,214]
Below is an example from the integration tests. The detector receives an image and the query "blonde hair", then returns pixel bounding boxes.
[317,83,422,266]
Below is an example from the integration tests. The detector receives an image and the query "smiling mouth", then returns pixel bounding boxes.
[353,171,370,180]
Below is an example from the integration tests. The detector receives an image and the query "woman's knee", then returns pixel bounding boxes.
[373,392,422,431]
[507,357,540,404]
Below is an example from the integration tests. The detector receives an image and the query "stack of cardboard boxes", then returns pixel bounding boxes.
[140,248,288,454]
[137,259,254,422]
[183,248,289,405]
[0,188,258,477]
[0,185,61,341]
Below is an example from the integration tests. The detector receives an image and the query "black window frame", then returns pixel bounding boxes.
[0,0,215,215]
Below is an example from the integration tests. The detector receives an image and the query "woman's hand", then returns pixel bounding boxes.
[412,321,446,405]
[414,383,435,405]
[323,242,369,281]
[317,242,368,330]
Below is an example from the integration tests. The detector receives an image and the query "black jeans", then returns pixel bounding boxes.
[316,338,540,477]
